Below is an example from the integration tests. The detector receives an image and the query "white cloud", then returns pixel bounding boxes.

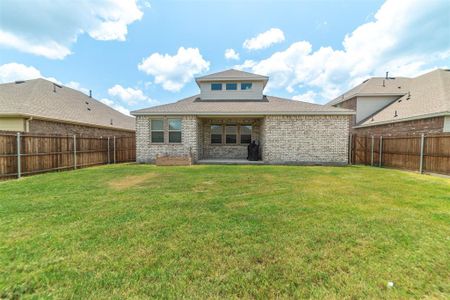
[138,47,210,92]
[239,0,450,103]
[292,91,317,103]
[243,28,285,51]
[224,48,240,60]
[65,81,90,94]
[233,60,257,71]
[108,84,151,105]
[0,0,143,59]
[100,98,131,116]
[0,63,43,83]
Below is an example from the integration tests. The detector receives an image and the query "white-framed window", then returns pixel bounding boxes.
[225,125,237,144]
[151,119,164,143]
[226,83,238,90]
[240,125,252,144]
[168,119,182,143]
[211,83,222,90]
[211,125,222,144]
[241,83,252,90]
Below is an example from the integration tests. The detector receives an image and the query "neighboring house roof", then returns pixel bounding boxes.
[327,77,411,106]
[0,78,135,131]
[357,69,450,127]
[131,95,354,116]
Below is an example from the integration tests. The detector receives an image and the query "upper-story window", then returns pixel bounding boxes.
[226,83,237,90]
[211,83,222,90]
[241,83,252,90]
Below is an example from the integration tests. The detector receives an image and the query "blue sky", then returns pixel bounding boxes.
[0,0,449,115]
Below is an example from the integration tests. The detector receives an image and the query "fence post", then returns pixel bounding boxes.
[419,133,425,174]
[379,136,383,167]
[370,135,374,166]
[348,134,353,165]
[113,136,116,164]
[16,132,21,178]
[73,135,77,170]
[107,137,110,164]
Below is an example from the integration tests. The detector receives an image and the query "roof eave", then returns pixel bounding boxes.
[354,111,450,128]
[131,111,355,116]
[329,92,407,106]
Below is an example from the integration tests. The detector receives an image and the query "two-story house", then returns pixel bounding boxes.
[328,69,450,136]
[132,69,354,165]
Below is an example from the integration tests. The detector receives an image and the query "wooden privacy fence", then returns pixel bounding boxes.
[0,133,135,179]
[350,133,450,175]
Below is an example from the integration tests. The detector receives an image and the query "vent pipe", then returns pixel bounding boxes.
[385,71,389,79]
[89,90,92,98]
[53,84,56,93]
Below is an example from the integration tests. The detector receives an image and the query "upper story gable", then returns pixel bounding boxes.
[195,69,268,101]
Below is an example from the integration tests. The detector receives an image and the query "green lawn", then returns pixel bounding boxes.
[0,164,449,299]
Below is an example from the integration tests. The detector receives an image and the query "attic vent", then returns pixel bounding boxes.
[398,86,401,89]
[85,101,89,105]
[87,107,91,111]
[394,110,398,117]
[15,80,25,84]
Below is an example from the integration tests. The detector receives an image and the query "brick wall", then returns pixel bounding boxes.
[136,115,199,163]
[29,119,134,137]
[262,115,350,164]
[335,98,357,127]
[201,118,261,159]
[354,117,444,136]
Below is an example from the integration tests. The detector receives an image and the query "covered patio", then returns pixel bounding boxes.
[196,116,264,161]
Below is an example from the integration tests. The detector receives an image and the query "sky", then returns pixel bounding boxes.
[0,0,449,116]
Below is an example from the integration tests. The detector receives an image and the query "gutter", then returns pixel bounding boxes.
[354,111,450,128]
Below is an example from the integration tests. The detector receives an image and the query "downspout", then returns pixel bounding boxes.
[25,117,33,132]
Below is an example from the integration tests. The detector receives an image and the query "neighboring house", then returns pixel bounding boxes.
[131,69,354,164]
[0,78,135,136]
[328,69,450,136]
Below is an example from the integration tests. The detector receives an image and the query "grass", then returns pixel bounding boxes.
[0,164,449,299]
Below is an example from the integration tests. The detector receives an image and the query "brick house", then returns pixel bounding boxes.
[132,69,354,165]
[327,69,450,136]
[0,78,135,136]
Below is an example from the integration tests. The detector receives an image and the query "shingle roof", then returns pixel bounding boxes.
[196,69,269,81]
[131,95,354,116]
[357,69,450,127]
[0,78,135,131]
[327,77,411,106]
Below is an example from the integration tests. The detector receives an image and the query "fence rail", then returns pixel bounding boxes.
[0,133,135,179]
[350,133,450,175]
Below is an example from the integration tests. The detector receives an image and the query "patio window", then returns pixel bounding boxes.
[211,125,222,144]
[226,125,237,144]
[211,83,222,91]
[168,119,182,143]
[240,125,252,144]
[151,119,164,143]
[226,83,237,90]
